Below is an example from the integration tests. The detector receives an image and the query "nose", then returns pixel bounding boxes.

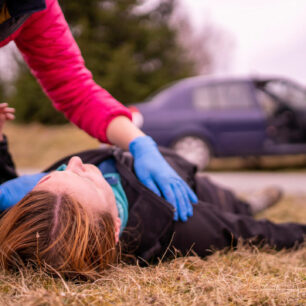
[66,156,85,172]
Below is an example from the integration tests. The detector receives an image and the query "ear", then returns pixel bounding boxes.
[114,216,121,243]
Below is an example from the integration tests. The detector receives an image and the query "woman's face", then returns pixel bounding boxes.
[34,156,121,241]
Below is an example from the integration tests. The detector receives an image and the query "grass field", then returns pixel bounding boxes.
[4,122,306,171]
[1,123,305,305]
[4,122,100,170]
[0,243,305,305]
[0,195,305,305]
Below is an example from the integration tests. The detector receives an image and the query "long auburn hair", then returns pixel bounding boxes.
[0,190,117,279]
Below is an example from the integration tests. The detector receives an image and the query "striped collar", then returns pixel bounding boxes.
[0,0,46,42]
[5,0,46,18]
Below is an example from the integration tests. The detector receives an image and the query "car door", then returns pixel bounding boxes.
[254,79,306,154]
[262,79,306,136]
[191,81,266,156]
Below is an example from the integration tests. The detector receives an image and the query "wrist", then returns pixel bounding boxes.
[106,116,145,150]
[129,136,158,157]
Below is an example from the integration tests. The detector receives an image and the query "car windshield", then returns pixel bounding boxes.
[143,80,180,105]
[258,80,306,110]
[193,82,254,111]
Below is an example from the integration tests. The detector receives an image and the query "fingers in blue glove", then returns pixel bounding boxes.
[176,181,193,218]
[172,182,191,222]
[158,183,178,221]
[130,135,198,221]
[182,180,198,204]
[141,178,161,197]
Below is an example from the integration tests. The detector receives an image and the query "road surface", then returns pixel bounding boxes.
[203,172,306,195]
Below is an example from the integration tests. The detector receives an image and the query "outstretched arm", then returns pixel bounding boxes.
[15,0,132,144]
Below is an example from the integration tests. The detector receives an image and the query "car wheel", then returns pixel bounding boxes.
[172,136,211,170]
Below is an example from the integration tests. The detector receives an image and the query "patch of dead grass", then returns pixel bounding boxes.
[0,246,305,305]
[0,198,304,305]
[4,123,306,171]
[256,195,306,224]
[4,122,99,169]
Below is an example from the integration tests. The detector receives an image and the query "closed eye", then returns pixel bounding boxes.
[37,175,51,185]
[36,170,57,186]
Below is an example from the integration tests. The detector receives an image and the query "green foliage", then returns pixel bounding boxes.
[10,0,196,124]
[9,67,68,124]
[61,0,195,102]
[0,81,5,101]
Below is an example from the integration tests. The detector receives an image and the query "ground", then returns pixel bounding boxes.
[0,123,305,305]
[0,243,305,305]
[4,122,306,171]
[0,198,305,306]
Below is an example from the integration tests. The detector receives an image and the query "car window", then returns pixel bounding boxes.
[263,80,306,110]
[144,81,178,103]
[145,82,185,108]
[193,86,212,110]
[193,83,254,111]
[256,90,278,117]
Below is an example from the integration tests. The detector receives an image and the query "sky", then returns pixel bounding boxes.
[1,0,306,85]
[179,0,306,84]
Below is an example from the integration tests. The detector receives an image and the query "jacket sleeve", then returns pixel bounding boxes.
[0,135,18,184]
[14,0,132,143]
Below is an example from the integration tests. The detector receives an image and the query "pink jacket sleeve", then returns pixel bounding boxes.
[14,0,132,143]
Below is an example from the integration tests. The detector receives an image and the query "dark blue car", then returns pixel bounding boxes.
[130,76,306,170]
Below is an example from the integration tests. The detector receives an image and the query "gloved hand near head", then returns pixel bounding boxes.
[129,136,198,222]
[0,173,47,210]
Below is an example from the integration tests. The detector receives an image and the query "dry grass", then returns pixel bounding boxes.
[209,155,306,172]
[1,123,306,305]
[0,246,305,305]
[4,122,306,171]
[0,199,304,305]
[256,195,306,224]
[4,122,99,169]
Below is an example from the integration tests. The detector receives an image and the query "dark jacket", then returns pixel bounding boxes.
[0,136,18,184]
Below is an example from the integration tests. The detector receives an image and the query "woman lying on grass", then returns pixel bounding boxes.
[0,105,305,280]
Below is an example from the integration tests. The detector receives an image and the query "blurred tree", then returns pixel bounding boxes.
[0,81,5,101]
[9,0,225,124]
[60,0,195,102]
[9,66,68,124]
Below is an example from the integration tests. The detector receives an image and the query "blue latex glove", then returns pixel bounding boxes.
[0,173,47,210]
[129,136,198,222]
